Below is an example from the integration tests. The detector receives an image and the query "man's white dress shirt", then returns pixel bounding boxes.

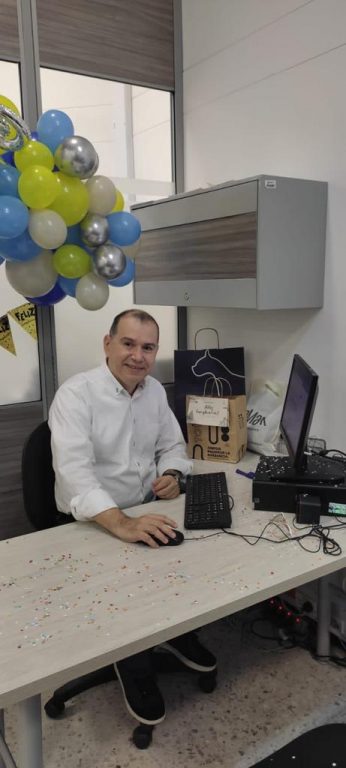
[49,364,192,521]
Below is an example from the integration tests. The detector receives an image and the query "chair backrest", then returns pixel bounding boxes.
[22,420,69,530]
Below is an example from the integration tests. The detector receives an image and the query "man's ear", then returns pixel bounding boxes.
[103,334,111,353]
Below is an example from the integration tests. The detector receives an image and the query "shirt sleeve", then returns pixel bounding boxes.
[154,387,193,477]
[49,383,118,521]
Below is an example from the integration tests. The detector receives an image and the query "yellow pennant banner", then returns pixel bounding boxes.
[8,302,37,341]
[0,313,16,356]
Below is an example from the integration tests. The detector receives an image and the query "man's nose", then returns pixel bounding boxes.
[131,346,144,360]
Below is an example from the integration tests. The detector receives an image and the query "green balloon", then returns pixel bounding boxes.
[53,244,91,278]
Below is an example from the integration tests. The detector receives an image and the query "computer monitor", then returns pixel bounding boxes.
[278,354,344,484]
[280,354,318,473]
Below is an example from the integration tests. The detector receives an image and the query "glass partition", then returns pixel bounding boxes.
[0,62,41,405]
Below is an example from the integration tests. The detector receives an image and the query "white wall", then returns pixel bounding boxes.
[182,0,346,447]
[132,87,172,182]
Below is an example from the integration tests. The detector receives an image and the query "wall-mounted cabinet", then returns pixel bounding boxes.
[131,175,327,309]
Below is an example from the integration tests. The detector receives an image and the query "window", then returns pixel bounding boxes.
[0,62,41,405]
[40,69,176,385]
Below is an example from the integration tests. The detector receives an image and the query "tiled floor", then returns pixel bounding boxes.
[3,611,346,767]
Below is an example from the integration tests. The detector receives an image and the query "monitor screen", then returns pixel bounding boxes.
[280,354,318,471]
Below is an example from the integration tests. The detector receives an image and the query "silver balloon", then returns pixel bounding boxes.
[0,106,31,150]
[54,135,99,179]
[81,213,109,247]
[94,243,126,280]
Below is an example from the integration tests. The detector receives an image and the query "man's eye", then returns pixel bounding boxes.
[143,346,155,352]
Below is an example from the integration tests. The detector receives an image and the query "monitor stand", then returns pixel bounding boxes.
[270,455,345,486]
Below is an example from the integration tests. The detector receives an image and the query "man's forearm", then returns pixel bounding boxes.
[92,506,127,536]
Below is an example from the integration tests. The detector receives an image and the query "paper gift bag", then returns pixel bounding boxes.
[186,394,247,463]
[174,340,245,438]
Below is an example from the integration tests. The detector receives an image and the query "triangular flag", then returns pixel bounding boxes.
[8,302,37,341]
[0,313,16,355]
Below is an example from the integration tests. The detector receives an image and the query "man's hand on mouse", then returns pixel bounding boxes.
[92,507,178,548]
[116,512,179,547]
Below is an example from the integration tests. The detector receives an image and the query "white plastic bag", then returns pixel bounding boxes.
[246,379,285,455]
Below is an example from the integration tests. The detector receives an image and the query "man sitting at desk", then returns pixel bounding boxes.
[49,308,216,726]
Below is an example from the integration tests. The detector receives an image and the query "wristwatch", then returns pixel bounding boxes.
[162,470,185,492]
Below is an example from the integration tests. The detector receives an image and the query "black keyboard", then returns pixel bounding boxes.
[184,472,232,529]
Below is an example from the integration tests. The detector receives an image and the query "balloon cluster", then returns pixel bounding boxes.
[0,95,140,310]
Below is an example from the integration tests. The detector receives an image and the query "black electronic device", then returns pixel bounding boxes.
[253,354,346,513]
[151,530,185,546]
[296,494,321,524]
[139,530,185,546]
[274,354,343,484]
[184,472,232,529]
[279,353,318,479]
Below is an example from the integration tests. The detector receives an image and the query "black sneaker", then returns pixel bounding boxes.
[160,631,217,672]
[114,651,165,725]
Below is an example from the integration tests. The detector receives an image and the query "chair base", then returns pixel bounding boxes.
[44,652,217,749]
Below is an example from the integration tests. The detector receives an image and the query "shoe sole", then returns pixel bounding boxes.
[160,643,217,673]
[114,663,166,726]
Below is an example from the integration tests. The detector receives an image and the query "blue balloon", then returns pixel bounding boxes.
[107,212,141,247]
[57,275,79,297]
[65,224,83,246]
[1,151,15,166]
[31,131,39,141]
[108,257,135,286]
[0,164,20,197]
[0,196,29,239]
[2,229,41,261]
[36,109,74,153]
[26,281,66,305]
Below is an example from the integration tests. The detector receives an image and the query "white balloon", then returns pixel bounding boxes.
[29,209,67,250]
[121,238,141,259]
[6,250,57,297]
[75,272,109,310]
[86,175,116,215]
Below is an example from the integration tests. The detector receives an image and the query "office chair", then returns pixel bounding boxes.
[250,723,346,767]
[22,421,217,749]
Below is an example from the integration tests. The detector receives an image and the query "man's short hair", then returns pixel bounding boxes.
[109,309,159,341]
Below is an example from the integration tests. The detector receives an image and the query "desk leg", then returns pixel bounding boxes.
[0,710,4,768]
[317,576,331,658]
[0,709,18,768]
[17,696,43,768]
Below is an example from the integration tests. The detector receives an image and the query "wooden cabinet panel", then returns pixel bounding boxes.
[36,0,174,89]
[136,213,257,281]
[0,0,19,61]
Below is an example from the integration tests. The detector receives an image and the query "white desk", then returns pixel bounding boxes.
[1,456,345,768]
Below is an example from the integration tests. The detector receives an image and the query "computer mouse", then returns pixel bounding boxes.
[150,529,185,546]
[145,528,184,547]
[138,528,184,547]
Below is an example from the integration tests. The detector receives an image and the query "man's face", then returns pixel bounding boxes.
[104,316,159,393]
